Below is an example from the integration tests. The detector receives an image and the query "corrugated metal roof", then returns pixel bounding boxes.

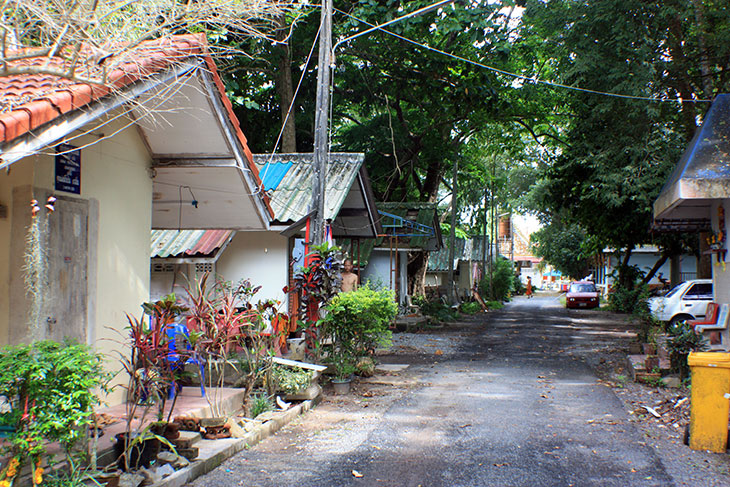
[259,161,293,191]
[253,153,364,223]
[151,229,232,259]
[375,202,443,250]
[428,237,493,271]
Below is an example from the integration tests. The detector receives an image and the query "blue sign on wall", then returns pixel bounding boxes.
[55,144,81,194]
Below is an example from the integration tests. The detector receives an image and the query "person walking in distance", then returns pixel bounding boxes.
[525,276,533,299]
[340,258,358,293]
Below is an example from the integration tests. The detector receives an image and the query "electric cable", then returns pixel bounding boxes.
[333,8,712,104]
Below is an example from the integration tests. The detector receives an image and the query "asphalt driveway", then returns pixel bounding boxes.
[187,295,673,487]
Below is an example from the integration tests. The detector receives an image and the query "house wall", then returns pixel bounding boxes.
[0,156,36,343]
[0,113,153,405]
[602,251,697,286]
[713,200,730,303]
[216,231,289,307]
[362,249,409,304]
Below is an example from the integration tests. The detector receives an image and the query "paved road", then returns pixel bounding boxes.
[189,296,673,486]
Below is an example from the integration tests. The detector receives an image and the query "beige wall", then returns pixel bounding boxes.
[713,199,730,304]
[0,156,36,343]
[217,231,289,307]
[0,112,153,404]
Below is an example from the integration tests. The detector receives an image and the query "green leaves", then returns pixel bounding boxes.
[0,340,109,464]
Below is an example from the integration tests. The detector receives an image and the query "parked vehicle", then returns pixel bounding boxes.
[648,279,713,324]
[566,281,600,309]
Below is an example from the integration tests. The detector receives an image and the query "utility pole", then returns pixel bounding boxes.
[310,0,333,247]
[447,159,459,305]
[481,185,487,280]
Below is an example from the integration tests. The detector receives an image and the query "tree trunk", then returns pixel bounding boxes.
[670,254,681,287]
[642,255,668,284]
[617,247,634,288]
[697,232,712,279]
[408,251,428,297]
[275,15,297,153]
[691,0,714,99]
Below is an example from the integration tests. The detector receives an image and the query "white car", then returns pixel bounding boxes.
[648,279,713,324]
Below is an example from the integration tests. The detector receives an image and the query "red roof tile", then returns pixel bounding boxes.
[0,34,272,219]
[0,35,206,144]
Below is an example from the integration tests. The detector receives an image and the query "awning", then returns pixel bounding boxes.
[653,94,730,229]
[151,229,233,262]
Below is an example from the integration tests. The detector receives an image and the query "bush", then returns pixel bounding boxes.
[460,301,482,314]
[322,285,397,378]
[0,340,109,476]
[414,296,459,322]
[323,285,396,354]
[479,257,515,302]
[271,365,313,395]
[668,320,708,380]
[250,393,273,418]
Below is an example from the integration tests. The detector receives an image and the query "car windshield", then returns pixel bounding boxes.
[570,283,596,293]
[664,282,686,298]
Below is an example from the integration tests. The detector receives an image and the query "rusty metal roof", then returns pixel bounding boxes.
[253,153,364,223]
[151,229,233,259]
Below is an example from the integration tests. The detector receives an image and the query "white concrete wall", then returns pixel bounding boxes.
[603,250,697,286]
[216,231,289,307]
[362,249,409,304]
[712,200,730,304]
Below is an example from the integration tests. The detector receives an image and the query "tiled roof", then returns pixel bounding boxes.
[0,34,271,217]
[0,35,206,143]
[151,229,233,259]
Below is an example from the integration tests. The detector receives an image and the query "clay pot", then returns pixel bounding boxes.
[644,355,660,372]
[113,432,160,471]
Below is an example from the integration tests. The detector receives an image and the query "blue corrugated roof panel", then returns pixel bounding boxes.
[259,161,293,191]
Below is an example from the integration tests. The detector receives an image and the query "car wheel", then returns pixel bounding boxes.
[670,314,694,326]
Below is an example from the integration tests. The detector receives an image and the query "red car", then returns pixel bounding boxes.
[566,281,600,309]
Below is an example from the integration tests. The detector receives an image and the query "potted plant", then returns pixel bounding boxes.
[288,244,343,361]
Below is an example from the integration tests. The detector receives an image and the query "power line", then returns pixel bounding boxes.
[333,8,713,104]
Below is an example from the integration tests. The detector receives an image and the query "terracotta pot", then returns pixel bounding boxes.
[151,421,181,441]
[644,355,660,372]
[113,432,160,471]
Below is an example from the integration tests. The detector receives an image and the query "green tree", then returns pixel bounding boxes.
[518,0,730,285]
[530,221,597,280]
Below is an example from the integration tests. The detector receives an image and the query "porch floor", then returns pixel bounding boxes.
[94,387,245,466]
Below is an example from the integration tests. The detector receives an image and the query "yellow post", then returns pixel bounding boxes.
[688,352,730,453]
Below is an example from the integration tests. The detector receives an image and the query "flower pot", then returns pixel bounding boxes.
[151,421,181,441]
[113,432,160,471]
[644,355,660,372]
[642,343,657,355]
[332,378,352,395]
